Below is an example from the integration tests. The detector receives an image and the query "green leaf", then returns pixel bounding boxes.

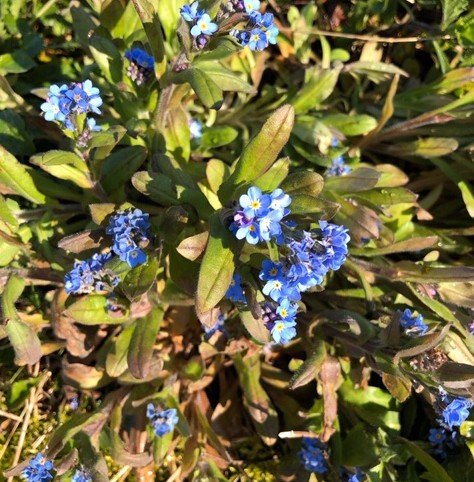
[441,0,468,30]
[0,146,45,204]
[90,125,127,161]
[289,338,326,389]
[121,256,159,300]
[233,353,278,445]
[196,213,238,314]
[30,151,93,189]
[132,171,179,205]
[193,61,255,94]
[173,67,223,109]
[341,425,379,466]
[240,310,270,344]
[105,324,135,378]
[221,105,295,200]
[292,67,341,114]
[350,237,438,257]
[101,146,147,194]
[400,438,454,482]
[0,110,35,156]
[253,157,290,192]
[290,194,340,219]
[128,306,164,379]
[381,373,411,402]
[7,377,42,410]
[383,138,459,159]
[201,126,238,149]
[65,295,129,325]
[325,168,380,193]
[281,171,324,197]
[206,159,229,193]
[197,37,241,61]
[2,275,42,366]
[162,106,190,162]
[322,113,378,136]
[0,51,35,75]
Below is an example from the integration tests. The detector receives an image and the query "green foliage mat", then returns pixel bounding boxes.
[0,0,473,481]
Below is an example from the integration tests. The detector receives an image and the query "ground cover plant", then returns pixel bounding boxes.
[0,0,473,480]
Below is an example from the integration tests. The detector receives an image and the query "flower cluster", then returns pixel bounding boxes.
[64,252,119,295]
[65,208,151,296]
[71,467,92,482]
[146,404,179,437]
[229,187,291,244]
[226,273,247,304]
[326,155,351,176]
[399,308,428,336]
[22,454,54,482]
[40,80,102,132]
[230,1,279,51]
[260,221,350,303]
[106,209,151,268]
[181,2,218,46]
[256,221,349,343]
[299,437,328,474]
[125,47,155,85]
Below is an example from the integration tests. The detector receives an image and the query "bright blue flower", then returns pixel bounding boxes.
[71,467,92,482]
[270,188,291,213]
[235,219,261,244]
[86,117,101,132]
[125,248,147,268]
[276,298,297,322]
[271,319,296,343]
[400,308,428,336]
[226,273,247,304]
[125,48,155,85]
[299,438,328,474]
[81,80,103,114]
[146,404,179,437]
[429,428,447,446]
[244,0,260,13]
[40,96,66,122]
[189,119,203,139]
[239,187,271,218]
[22,454,54,482]
[190,13,218,36]
[247,28,268,51]
[125,48,154,70]
[326,156,351,176]
[262,277,300,302]
[180,2,203,22]
[260,260,283,281]
[442,397,472,430]
[265,24,279,45]
[258,210,285,243]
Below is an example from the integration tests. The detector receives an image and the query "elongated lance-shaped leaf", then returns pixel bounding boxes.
[233,352,278,445]
[128,306,164,379]
[196,213,238,316]
[2,275,42,366]
[219,105,295,203]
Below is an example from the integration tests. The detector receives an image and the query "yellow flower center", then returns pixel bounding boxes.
[250,200,260,209]
[280,309,287,318]
[269,268,277,276]
[275,322,285,331]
